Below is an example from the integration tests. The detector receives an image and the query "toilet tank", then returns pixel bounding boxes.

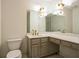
[7,38,22,51]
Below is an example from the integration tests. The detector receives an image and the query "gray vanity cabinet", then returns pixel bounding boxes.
[60,40,79,58]
[27,38,49,58]
[40,37,59,57]
[27,37,59,58]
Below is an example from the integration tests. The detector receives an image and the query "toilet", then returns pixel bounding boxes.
[6,38,22,58]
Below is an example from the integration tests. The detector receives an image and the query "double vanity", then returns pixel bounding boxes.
[26,32,79,58]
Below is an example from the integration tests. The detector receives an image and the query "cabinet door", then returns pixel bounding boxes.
[60,41,79,58]
[60,44,79,58]
[40,42,48,57]
[32,44,40,58]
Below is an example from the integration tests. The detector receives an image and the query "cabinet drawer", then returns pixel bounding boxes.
[41,38,48,43]
[72,43,79,50]
[61,41,72,47]
[31,39,40,44]
[41,42,48,46]
[50,38,60,44]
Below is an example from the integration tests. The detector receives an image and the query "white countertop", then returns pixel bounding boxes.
[27,32,79,44]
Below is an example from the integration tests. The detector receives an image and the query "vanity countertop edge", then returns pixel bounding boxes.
[26,32,79,44]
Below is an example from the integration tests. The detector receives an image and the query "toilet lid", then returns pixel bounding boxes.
[7,50,21,58]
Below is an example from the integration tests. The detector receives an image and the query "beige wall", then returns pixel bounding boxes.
[0,0,1,52]
[1,0,27,57]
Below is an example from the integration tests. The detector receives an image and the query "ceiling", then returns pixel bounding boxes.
[28,0,79,14]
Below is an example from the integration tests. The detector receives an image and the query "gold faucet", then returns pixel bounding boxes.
[32,29,39,35]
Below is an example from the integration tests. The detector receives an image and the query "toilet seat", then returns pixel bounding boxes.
[7,50,22,58]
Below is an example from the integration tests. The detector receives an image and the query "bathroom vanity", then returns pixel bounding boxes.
[26,32,79,58]
[27,33,59,57]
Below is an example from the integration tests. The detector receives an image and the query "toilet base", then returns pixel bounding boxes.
[6,50,22,58]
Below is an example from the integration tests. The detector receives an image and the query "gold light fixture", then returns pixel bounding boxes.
[57,0,64,9]
[56,0,64,15]
[39,7,47,17]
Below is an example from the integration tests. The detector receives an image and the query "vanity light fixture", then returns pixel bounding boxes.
[58,9,64,15]
[53,9,64,16]
[39,7,47,17]
[57,0,64,9]
[56,0,64,15]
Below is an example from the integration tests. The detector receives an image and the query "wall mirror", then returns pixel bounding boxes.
[27,0,79,34]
